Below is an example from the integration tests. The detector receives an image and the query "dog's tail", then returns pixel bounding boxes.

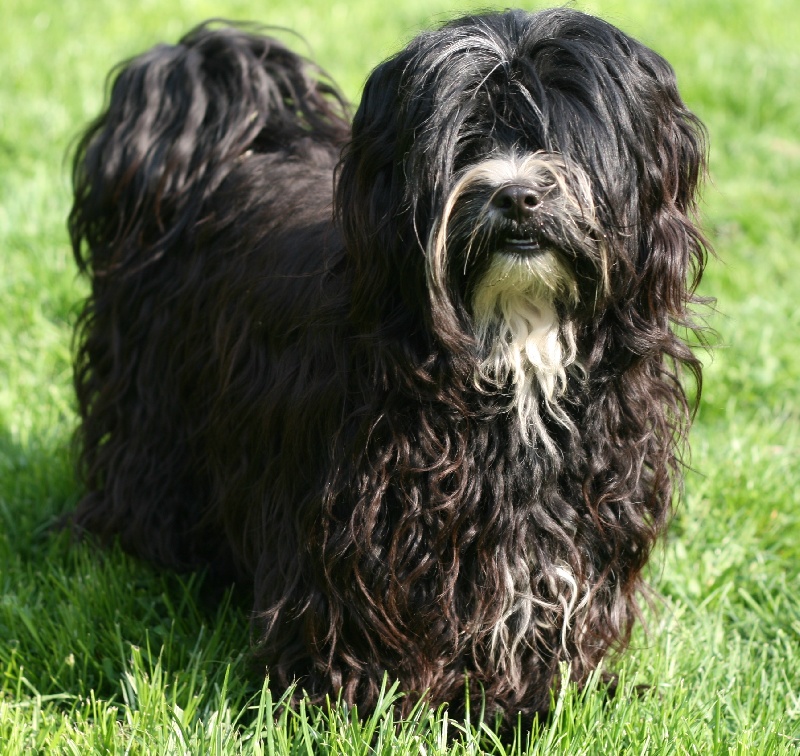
[69,21,349,275]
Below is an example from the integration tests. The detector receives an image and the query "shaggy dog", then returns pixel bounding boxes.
[69,8,708,723]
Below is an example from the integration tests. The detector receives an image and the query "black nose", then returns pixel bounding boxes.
[491,184,539,221]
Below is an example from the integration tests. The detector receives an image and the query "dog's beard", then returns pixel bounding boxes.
[430,152,604,447]
[472,253,579,447]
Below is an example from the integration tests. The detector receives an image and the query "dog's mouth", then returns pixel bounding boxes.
[499,229,549,256]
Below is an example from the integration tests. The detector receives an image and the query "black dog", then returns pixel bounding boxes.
[69,8,708,722]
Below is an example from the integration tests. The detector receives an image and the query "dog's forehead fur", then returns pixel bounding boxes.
[353,9,692,222]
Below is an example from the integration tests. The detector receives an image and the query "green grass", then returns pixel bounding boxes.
[2,0,799,751]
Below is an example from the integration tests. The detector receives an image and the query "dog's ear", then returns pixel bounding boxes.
[630,48,709,321]
[589,45,709,434]
[335,51,432,328]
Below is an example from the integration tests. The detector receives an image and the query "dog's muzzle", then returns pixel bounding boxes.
[490,183,550,255]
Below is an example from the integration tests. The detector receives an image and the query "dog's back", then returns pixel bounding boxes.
[69,24,350,575]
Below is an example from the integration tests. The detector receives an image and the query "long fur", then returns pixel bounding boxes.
[69,9,708,723]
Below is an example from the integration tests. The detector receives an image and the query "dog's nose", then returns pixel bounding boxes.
[491,184,539,221]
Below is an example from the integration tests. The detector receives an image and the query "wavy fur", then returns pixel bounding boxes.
[69,10,708,725]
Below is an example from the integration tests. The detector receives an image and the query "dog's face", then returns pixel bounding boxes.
[433,151,600,438]
[337,8,705,433]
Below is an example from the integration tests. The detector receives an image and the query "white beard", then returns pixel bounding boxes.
[472,250,579,447]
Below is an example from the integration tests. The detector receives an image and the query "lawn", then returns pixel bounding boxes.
[1,0,798,752]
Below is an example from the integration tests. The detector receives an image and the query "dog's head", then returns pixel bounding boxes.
[337,8,706,432]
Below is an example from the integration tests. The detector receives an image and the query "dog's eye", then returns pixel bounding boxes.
[453,135,494,173]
